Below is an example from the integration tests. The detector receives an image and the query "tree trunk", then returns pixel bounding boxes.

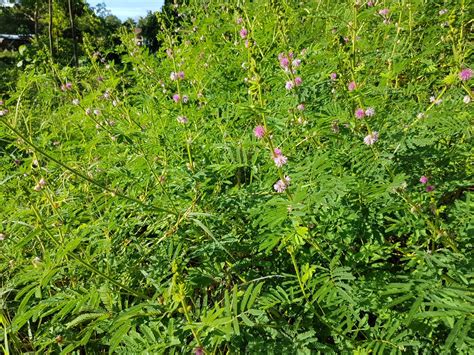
[68,0,78,66]
[34,0,38,36]
[48,0,54,60]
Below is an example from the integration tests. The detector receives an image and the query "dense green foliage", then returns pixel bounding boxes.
[1,0,473,353]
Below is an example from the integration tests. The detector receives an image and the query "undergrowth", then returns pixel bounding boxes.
[0,0,473,353]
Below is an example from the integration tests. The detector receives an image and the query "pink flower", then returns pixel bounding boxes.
[430,96,442,105]
[274,176,291,193]
[173,94,180,103]
[279,55,290,68]
[459,68,473,81]
[292,59,301,68]
[419,176,428,184]
[365,107,375,116]
[178,71,185,79]
[367,1,374,6]
[244,40,250,48]
[330,72,337,80]
[254,125,266,139]
[294,77,302,86]
[177,115,188,124]
[61,82,72,91]
[236,17,243,24]
[364,131,379,145]
[297,103,305,111]
[355,108,365,119]
[348,81,356,91]
[379,8,390,16]
[240,28,248,39]
[285,81,294,90]
[273,154,288,168]
[426,185,435,192]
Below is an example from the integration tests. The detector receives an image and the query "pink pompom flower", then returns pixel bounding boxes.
[379,8,390,17]
[274,176,291,193]
[355,108,365,119]
[254,125,266,139]
[172,94,180,103]
[364,131,379,145]
[459,68,473,81]
[294,77,303,86]
[285,81,294,90]
[365,107,375,117]
[177,115,188,124]
[240,28,248,39]
[426,185,435,192]
[330,72,337,80]
[348,81,357,91]
[419,176,428,184]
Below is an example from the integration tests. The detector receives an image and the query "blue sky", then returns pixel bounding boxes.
[87,1,164,20]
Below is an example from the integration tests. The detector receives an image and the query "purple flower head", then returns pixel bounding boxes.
[244,40,250,48]
[297,103,305,111]
[279,55,290,68]
[348,81,357,91]
[254,125,266,139]
[172,94,180,103]
[426,185,435,192]
[170,72,178,81]
[236,17,243,24]
[459,68,473,81]
[273,148,282,156]
[273,154,288,168]
[365,107,375,117]
[330,72,337,80]
[364,131,379,145]
[419,176,428,184]
[379,8,390,16]
[292,59,301,68]
[294,77,303,86]
[177,115,188,124]
[285,81,294,90]
[178,71,185,79]
[195,348,204,355]
[240,27,248,39]
[274,176,291,193]
[355,108,365,119]
[367,1,374,6]
[430,96,442,105]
